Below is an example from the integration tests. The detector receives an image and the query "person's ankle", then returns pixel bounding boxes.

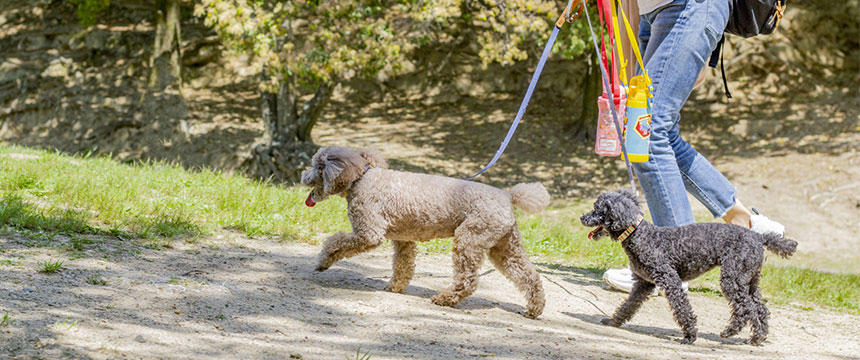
[723,200,753,228]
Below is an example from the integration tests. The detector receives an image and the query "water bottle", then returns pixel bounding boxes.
[622,75,651,162]
[594,92,627,157]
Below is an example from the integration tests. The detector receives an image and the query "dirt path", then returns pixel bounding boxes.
[2,232,858,359]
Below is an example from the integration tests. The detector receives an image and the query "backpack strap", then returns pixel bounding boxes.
[708,35,732,99]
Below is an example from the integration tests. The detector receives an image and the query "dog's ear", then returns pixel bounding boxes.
[302,147,329,185]
[605,192,641,231]
[618,188,640,207]
[359,148,387,169]
[321,148,363,195]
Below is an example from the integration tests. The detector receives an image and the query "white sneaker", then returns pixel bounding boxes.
[603,267,638,293]
[602,267,688,296]
[749,208,785,236]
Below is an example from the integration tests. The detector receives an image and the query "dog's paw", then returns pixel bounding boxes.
[600,317,621,327]
[385,283,406,293]
[431,292,459,307]
[720,328,739,339]
[746,336,766,346]
[678,335,697,345]
[524,309,541,319]
[315,254,334,272]
[524,302,544,319]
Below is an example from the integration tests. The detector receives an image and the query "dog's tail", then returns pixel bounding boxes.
[762,232,798,258]
[510,183,550,214]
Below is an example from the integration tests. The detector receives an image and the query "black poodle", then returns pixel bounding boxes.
[580,189,797,345]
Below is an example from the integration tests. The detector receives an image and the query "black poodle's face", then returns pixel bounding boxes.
[580,189,642,241]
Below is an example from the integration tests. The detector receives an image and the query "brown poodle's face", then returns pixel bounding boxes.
[300,148,332,207]
[580,190,641,241]
[301,146,386,207]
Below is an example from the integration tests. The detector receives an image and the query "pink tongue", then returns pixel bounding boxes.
[305,192,316,207]
[588,226,602,239]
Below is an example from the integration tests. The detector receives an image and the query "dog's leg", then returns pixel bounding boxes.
[719,264,755,340]
[431,239,485,308]
[747,272,769,345]
[602,277,654,327]
[653,266,698,344]
[488,226,545,319]
[386,241,417,293]
[315,231,384,271]
[432,220,499,308]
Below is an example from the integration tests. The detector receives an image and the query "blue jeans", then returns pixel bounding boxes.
[632,0,735,226]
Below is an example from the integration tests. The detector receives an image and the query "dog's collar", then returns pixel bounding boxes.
[617,216,644,243]
[362,163,375,175]
[346,163,375,198]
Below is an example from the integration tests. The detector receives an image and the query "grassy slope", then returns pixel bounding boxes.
[0,145,857,314]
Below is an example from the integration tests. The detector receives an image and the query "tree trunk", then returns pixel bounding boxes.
[567,51,601,140]
[149,0,182,92]
[248,70,334,183]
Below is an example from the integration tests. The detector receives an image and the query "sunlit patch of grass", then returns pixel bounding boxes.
[761,266,860,314]
[517,203,627,269]
[0,145,351,241]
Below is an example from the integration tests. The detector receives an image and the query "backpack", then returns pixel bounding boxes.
[709,0,787,98]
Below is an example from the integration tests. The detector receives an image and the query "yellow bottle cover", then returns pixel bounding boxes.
[627,75,652,108]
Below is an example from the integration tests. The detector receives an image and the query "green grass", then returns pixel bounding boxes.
[38,258,64,273]
[87,273,108,286]
[761,266,860,313]
[0,145,857,314]
[1,312,13,327]
[0,145,350,241]
[349,347,372,360]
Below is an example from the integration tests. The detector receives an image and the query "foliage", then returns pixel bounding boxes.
[196,0,592,91]
[69,0,110,27]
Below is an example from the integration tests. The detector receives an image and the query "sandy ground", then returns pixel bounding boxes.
[2,232,858,360]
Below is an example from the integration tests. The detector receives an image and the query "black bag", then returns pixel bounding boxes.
[724,0,787,38]
[709,0,787,98]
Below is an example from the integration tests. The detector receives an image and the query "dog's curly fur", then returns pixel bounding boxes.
[301,146,550,318]
[580,189,797,345]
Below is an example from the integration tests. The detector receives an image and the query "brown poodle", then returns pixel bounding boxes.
[301,146,550,318]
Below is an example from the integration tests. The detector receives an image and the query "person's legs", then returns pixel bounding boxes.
[632,0,731,227]
[639,0,785,235]
[606,0,728,293]
[604,0,786,294]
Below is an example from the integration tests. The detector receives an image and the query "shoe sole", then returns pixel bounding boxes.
[603,276,662,297]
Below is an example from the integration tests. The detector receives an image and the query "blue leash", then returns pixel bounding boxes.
[465,0,576,180]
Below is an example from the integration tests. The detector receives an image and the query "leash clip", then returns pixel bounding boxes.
[556,0,586,28]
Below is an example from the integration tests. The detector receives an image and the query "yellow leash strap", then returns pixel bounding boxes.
[617,0,647,77]
[609,0,627,84]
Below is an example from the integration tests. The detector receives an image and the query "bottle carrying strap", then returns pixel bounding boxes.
[609,0,628,84]
[616,1,647,78]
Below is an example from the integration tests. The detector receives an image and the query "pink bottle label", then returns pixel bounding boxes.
[594,94,626,157]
